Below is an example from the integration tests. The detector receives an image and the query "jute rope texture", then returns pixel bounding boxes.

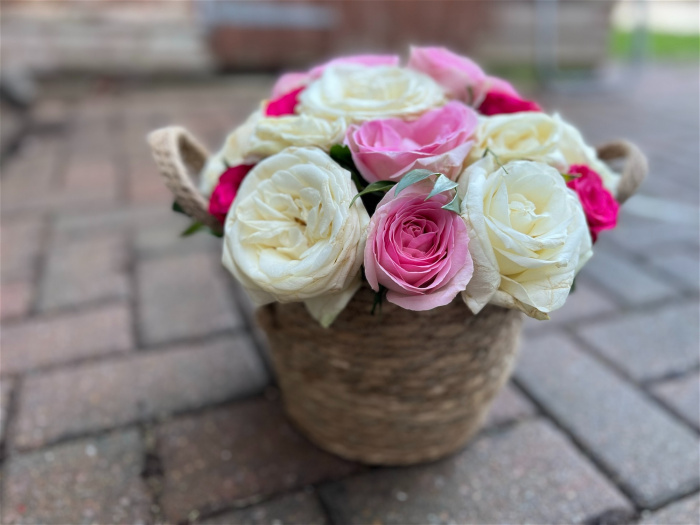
[257,285,523,464]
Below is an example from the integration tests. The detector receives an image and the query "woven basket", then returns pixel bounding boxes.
[148,126,647,465]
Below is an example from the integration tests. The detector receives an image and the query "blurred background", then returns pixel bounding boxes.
[1,2,698,524]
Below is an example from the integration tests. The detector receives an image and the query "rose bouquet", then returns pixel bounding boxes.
[149,46,646,465]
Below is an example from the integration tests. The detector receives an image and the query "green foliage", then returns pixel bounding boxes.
[426,174,458,200]
[330,144,366,191]
[393,169,438,196]
[393,169,463,215]
[180,221,205,237]
[350,180,396,207]
[441,193,462,214]
[172,201,188,215]
[371,285,388,316]
[179,220,223,238]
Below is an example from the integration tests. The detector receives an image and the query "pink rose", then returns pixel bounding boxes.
[408,47,542,114]
[364,183,474,310]
[408,46,486,102]
[483,76,520,98]
[271,54,400,98]
[208,164,255,224]
[566,164,619,242]
[345,101,478,183]
[265,86,304,117]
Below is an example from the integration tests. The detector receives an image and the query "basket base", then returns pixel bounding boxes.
[284,399,490,466]
[257,288,523,466]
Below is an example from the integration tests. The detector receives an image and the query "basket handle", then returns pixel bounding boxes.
[147,126,223,235]
[596,140,648,204]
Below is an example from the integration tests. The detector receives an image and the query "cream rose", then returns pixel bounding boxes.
[468,112,619,194]
[222,147,370,327]
[458,156,592,320]
[199,110,262,196]
[468,112,566,167]
[244,114,346,159]
[299,64,445,123]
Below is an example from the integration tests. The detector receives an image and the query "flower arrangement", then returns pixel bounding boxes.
[149,45,647,466]
[178,47,625,327]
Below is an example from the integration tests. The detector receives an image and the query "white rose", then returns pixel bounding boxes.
[222,147,370,327]
[468,112,567,168]
[244,114,346,159]
[458,156,592,320]
[468,112,620,194]
[199,110,262,196]
[299,64,445,123]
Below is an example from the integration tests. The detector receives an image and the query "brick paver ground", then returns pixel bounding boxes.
[0,63,698,524]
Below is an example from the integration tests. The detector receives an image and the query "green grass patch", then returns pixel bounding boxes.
[611,30,700,60]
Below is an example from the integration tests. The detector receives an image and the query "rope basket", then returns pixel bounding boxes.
[257,286,522,464]
[148,126,647,465]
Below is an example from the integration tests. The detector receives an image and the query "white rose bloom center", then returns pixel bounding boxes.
[459,157,593,319]
[223,147,370,327]
[299,64,445,123]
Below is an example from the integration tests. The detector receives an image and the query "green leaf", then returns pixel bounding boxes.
[180,221,205,237]
[441,193,462,214]
[371,285,388,316]
[330,144,366,191]
[349,180,396,207]
[394,169,437,196]
[329,144,353,165]
[172,201,188,216]
[426,174,459,200]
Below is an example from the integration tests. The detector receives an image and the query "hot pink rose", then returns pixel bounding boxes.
[271,54,400,98]
[478,90,542,116]
[408,46,487,102]
[364,183,474,310]
[566,164,619,242]
[265,86,304,117]
[477,76,541,115]
[208,164,254,224]
[345,101,478,183]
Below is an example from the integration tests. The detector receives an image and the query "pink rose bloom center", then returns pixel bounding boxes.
[364,184,474,310]
[346,101,478,182]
